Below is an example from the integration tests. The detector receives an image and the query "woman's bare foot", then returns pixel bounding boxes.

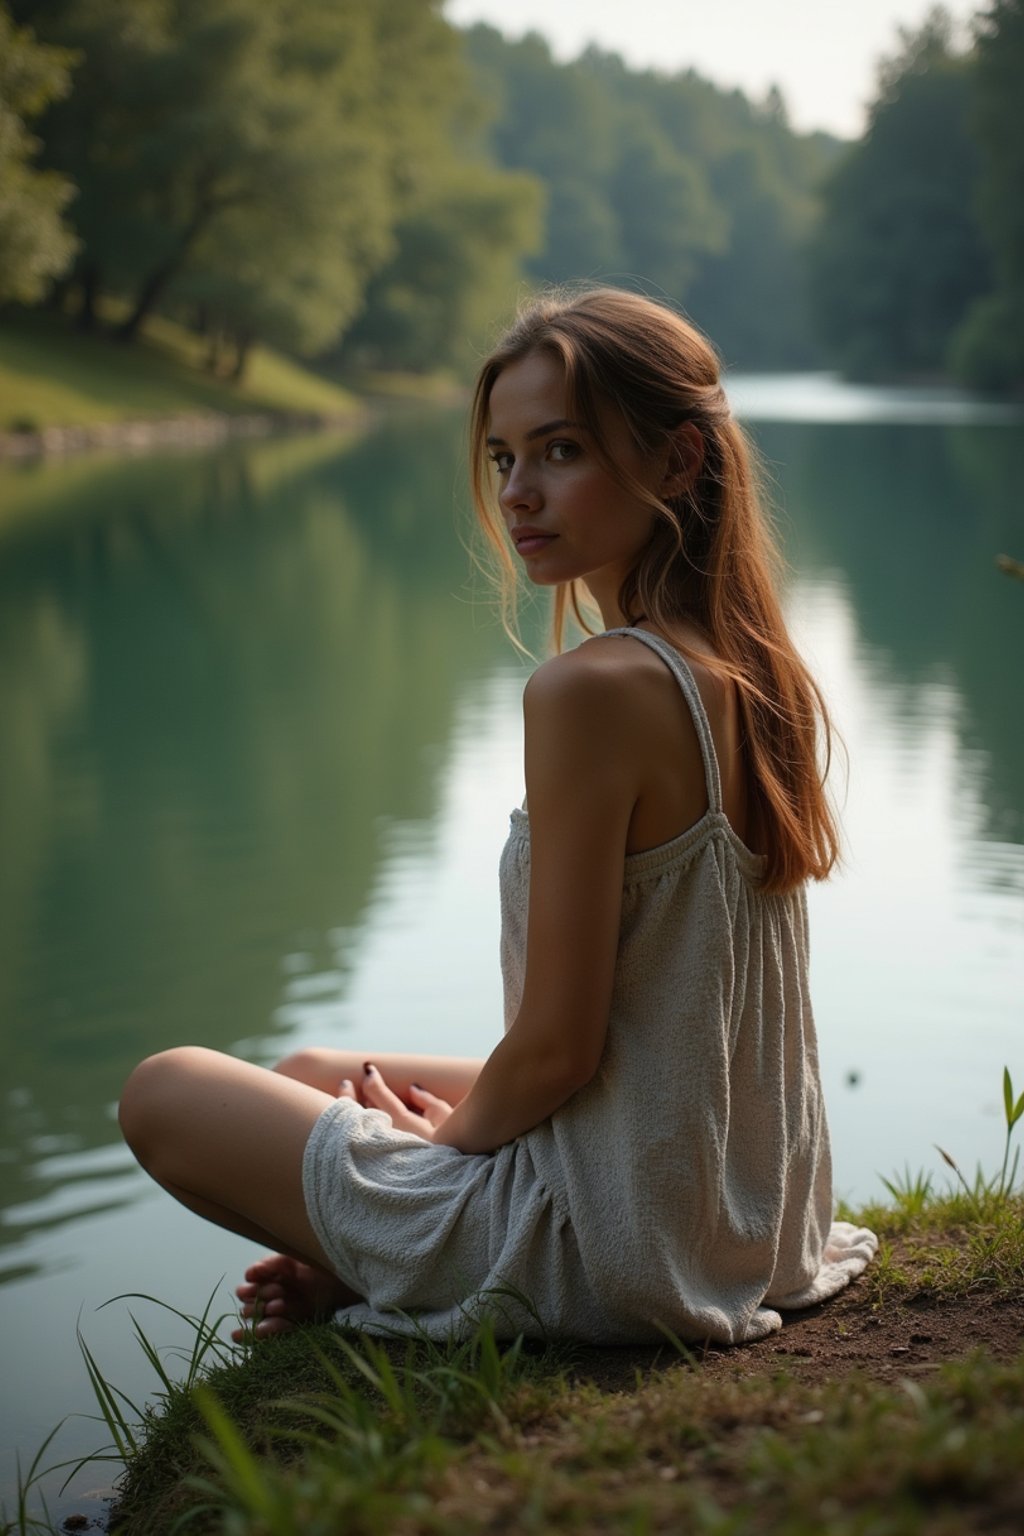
[233,1254,357,1340]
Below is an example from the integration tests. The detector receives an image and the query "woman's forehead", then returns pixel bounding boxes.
[488,351,568,419]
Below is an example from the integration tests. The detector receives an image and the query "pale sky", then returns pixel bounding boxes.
[445,0,980,138]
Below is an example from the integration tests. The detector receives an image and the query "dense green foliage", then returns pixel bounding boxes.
[2,0,837,379]
[809,18,991,378]
[335,161,542,375]
[0,4,77,304]
[810,4,1024,391]
[7,0,539,376]
[4,1,1024,390]
[952,0,1024,391]
[463,27,834,368]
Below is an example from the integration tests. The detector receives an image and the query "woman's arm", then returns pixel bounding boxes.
[427,648,641,1152]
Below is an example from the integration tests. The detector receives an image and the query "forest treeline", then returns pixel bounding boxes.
[2,0,1022,391]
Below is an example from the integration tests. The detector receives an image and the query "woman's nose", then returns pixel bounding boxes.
[499,464,541,513]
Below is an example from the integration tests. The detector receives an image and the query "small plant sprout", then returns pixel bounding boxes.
[1000,1066,1024,1192]
[879,1166,934,1219]
[935,1065,1023,1216]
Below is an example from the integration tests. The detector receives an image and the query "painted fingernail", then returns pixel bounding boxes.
[363,1062,375,1075]
[340,1078,353,1091]
[410,1082,424,1092]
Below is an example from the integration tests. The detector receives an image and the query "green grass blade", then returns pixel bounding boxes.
[75,1323,139,1458]
[185,1283,238,1383]
[652,1319,700,1367]
[3,1419,65,1534]
[100,1288,232,1347]
[128,1310,176,1396]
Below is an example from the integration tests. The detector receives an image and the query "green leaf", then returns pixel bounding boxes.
[1004,1067,1013,1125]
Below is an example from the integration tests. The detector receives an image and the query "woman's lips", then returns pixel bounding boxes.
[512,528,557,557]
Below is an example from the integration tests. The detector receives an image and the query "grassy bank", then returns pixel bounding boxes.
[6,1182,1021,1536]
[0,309,362,434]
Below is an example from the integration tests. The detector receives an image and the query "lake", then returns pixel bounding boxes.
[1,375,1022,1521]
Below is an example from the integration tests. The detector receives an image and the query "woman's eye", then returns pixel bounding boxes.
[549,441,579,462]
[489,452,513,474]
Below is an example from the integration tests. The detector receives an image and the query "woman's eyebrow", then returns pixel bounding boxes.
[486,418,579,446]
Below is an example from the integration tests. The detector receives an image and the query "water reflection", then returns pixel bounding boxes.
[0,412,511,1276]
[774,567,1022,1205]
[727,370,1023,425]
[754,418,1024,849]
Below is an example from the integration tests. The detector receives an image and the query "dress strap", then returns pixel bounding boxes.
[604,627,723,815]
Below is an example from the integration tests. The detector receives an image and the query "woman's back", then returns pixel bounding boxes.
[596,622,754,855]
[500,629,834,1345]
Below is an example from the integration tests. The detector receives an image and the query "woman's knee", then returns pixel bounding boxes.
[119,1045,214,1164]
[274,1047,337,1087]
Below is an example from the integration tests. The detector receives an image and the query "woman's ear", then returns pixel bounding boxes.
[661,422,704,497]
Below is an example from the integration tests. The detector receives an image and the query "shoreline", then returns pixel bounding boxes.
[0,406,376,462]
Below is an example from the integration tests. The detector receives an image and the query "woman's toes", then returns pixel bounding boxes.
[257,1315,295,1337]
[244,1255,294,1283]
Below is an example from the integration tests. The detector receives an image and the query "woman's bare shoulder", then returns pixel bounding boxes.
[522,637,664,740]
[527,630,684,691]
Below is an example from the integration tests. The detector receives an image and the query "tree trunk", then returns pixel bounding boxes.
[228,329,253,383]
[77,265,100,331]
[48,274,73,313]
[116,199,217,341]
[116,262,178,342]
[205,328,224,375]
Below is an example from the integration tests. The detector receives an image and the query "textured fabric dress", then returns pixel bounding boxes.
[303,627,877,1343]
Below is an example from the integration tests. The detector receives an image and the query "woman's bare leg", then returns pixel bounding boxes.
[119,1046,361,1335]
[274,1048,485,1107]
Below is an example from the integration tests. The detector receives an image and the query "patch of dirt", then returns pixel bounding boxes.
[565,1282,1024,1395]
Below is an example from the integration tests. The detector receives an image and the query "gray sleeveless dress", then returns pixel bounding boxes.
[303,628,876,1343]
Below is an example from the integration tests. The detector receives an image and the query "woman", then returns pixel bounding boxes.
[119,287,876,1344]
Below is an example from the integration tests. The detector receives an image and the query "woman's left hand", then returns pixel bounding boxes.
[361,1063,452,1141]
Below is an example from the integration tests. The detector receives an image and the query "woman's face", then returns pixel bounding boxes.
[485,349,668,626]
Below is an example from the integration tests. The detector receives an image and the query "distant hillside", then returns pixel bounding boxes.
[461,24,844,369]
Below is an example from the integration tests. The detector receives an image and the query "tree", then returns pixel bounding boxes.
[464,27,625,280]
[341,162,543,374]
[462,26,836,368]
[809,12,991,379]
[605,105,725,295]
[0,3,77,304]
[687,143,818,367]
[952,0,1024,392]
[16,0,465,348]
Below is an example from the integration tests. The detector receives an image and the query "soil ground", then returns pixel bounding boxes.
[567,1281,1024,1394]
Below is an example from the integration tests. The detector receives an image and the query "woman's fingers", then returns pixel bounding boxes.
[361,1062,403,1112]
[362,1063,434,1139]
[408,1082,453,1128]
[337,1078,356,1100]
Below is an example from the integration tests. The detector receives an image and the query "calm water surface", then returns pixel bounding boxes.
[1,378,1022,1517]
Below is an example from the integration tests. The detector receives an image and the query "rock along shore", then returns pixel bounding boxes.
[0,408,372,461]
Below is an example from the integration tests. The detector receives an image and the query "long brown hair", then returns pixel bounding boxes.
[469,285,840,892]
